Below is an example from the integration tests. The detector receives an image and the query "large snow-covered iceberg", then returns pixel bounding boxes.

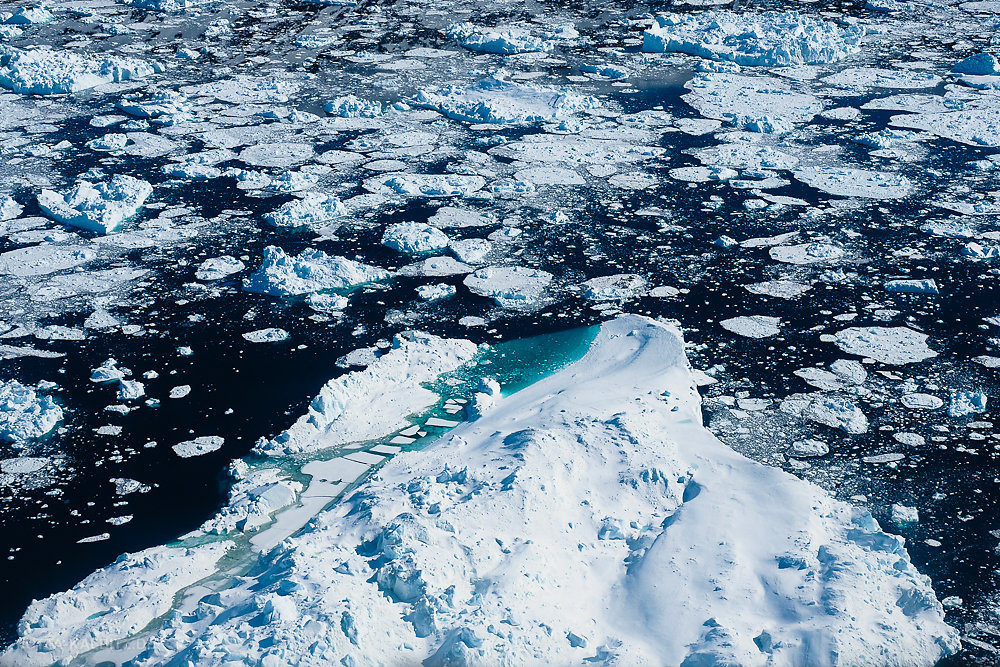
[444,23,554,54]
[411,77,599,124]
[2,316,958,664]
[243,245,392,296]
[643,11,864,66]
[37,175,153,234]
[0,380,62,443]
[0,47,163,95]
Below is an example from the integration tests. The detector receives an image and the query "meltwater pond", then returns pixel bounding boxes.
[1,0,1000,661]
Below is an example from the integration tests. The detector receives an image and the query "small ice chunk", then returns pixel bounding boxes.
[263,194,346,229]
[416,283,456,301]
[901,393,943,410]
[169,385,191,399]
[173,435,225,458]
[1,196,24,221]
[90,358,127,383]
[444,23,553,54]
[117,380,145,401]
[891,504,919,525]
[449,239,492,264]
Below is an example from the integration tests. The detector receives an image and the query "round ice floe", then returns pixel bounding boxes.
[238,143,314,168]
[173,436,225,458]
[581,274,648,300]
[464,266,553,308]
[382,222,450,254]
[894,432,925,447]
[769,242,844,265]
[449,238,492,264]
[900,393,944,410]
[720,315,781,338]
[833,326,937,364]
[793,166,911,199]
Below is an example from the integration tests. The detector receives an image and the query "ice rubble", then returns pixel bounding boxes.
[0,47,163,95]
[0,379,62,443]
[37,175,153,234]
[4,317,959,664]
[793,166,912,199]
[781,393,869,434]
[643,11,864,66]
[255,331,477,457]
[412,77,599,124]
[382,222,449,254]
[243,246,392,297]
[834,326,937,364]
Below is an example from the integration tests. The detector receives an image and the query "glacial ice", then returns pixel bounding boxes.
[7,317,959,664]
[172,435,225,458]
[885,278,939,294]
[242,328,290,343]
[793,166,912,199]
[0,47,163,95]
[263,194,347,228]
[243,246,392,297]
[0,380,62,443]
[412,77,599,124]
[643,11,863,66]
[382,222,450,254]
[444,23,554,54]
[683,73,822,133]
[720,315,781,338]
[37,175,153,234]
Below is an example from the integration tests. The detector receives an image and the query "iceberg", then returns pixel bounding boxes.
[37,175,153,234]
[382,222,450,254]
[411,77,599,124]
[263,194,347,228]
[643,11,863,66]
[5,317,958,664]
[464,265,553,308]
[444,23,554,54]
[0,47,163,95]
[243,246,392,297]
[0,380,62,443]
[834,326,937,364]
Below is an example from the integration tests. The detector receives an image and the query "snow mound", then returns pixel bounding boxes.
[37,175,153,234]
[0,380,62,443]
[243,246,392,297]
[644,11,862,66]
[412,77,599,124]
[256,330,478,456]
[0,47,163,95]
[21,317,959,664]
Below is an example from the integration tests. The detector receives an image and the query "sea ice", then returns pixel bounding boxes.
[822,67,942,90]
[382,222,450,254]
[745,280,811,299]
[948,390,987,418]
[793,166,912,199]
[37,175,153,234]
[885,278,939,294]
[444,23,554,54]
[901,393,943,410]
[720,315,781,338]
[364,173,486,198]
[781,393,869,433]
[1,195,23,221]
[0,380,62,443]
[449,238,491,264]
[890,107,1000,148]
[580,274,648,300]
[643,11,863,66]
[464,266,553,308]
[243,246,392,297]
[173,435,225,458]
[428,207,496,228]
[0,47,163,95]
[788,439,830,457]
[769,242,844,264]
[195,255,244,281]
[412,77,598,124]
[683,73,822,133]
[416,283,456,301]
[834,326,937,364]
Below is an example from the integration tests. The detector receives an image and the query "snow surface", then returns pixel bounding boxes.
[3,316,958,664]
[643,11,863,66]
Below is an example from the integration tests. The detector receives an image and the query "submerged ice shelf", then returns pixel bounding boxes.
[1,316,959,664]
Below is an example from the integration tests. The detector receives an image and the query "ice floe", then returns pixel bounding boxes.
[683,73,822,133]
[243,246,392,297]
[242,328,290,343]
[0,47,163,95]
[263,194,346,229]
[720,315,781,338]
[412,77,598,124]
[834,326,937,364]
[463,266,553,308]
[793,166,912,199]
[0,379,62,443]
[173,435,225,458]
[444,23,554,54]
[382,222,450,254]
